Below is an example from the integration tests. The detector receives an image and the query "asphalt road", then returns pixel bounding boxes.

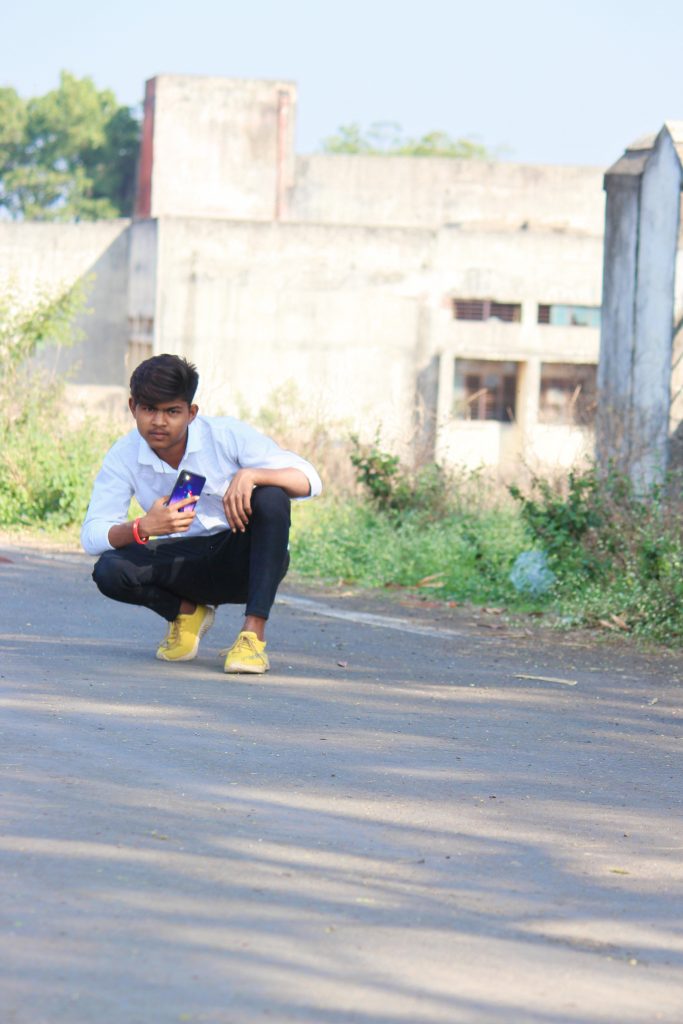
[1,545,682,1024]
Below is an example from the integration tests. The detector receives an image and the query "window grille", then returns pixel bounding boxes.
[454,299,486,321]
[490,302,521,323]
[453,299,521,323]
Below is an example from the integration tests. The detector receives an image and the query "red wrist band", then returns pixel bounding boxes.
[132,517,148,545]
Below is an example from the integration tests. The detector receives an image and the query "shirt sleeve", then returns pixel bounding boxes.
[80,448,135,556]
[228,420,323,498]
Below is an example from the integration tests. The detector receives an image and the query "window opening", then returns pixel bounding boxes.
[539,363,597,425]
[537,304,601,328]
[454,359,518,422]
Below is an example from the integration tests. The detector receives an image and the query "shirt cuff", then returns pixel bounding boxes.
[297,465,323,499]
[80,520,116,556]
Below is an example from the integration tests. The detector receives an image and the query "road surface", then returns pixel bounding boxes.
[1,545,682,1023]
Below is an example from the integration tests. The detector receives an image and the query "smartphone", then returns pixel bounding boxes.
[164,471,206,512]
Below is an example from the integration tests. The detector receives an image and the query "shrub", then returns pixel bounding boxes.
[349,433,480,523]
[509,466,654,578]
[510,466,683,639]
[287,436,530,604]
[0,416,116,528]
[0,281,114,529]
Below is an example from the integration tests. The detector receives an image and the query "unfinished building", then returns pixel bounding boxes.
[2,74,680,474]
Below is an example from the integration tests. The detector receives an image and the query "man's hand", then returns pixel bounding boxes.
[140,495,197,538]
[223,468,258,532]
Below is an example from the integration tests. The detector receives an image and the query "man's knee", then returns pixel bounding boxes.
[92,551,127,599]
[251,485,291,522]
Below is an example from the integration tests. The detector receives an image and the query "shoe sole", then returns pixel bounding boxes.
[156,607,216,662]
[223,661,269,675]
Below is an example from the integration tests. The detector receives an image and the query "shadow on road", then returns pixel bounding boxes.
[1,549,682,1022]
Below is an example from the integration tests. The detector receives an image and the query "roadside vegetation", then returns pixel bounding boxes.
[0,284,118,532]
[290,439,528,607]
[288,440,683,643]
[3,294,683,644]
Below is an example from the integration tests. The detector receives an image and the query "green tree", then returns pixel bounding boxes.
[0,72,140,221]
[321,120,492,159]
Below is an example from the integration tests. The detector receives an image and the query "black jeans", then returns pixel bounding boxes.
[92,485,291,622]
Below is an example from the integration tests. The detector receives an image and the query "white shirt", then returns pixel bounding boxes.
[80,415,323,556]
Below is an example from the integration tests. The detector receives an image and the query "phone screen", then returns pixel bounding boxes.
[165,471,206,512]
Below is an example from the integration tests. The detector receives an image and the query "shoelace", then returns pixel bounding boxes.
[161,619,182,649]
[219,634,261,658]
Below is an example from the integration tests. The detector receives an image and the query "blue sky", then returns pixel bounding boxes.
[3,0,682,166]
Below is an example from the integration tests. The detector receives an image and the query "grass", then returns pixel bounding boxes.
[290,496,531,607]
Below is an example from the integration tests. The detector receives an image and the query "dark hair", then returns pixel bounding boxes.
[129,354,199,406]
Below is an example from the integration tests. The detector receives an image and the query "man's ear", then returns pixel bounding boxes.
[188,403,199,423]
[128,397,136,416]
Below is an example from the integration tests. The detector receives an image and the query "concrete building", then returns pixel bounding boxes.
[2,74,680,474]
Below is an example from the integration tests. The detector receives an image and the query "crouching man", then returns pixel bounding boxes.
[81,354,322,674]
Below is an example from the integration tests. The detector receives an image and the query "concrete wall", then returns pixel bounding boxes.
[142,74,605,233]
[0,220,131,387]
[142,73,605,233]
[290,155,606,231]
[127,219,158,374]
[154,217,435,444]
[147,213,605,470]
[433,225,603,317]
[146,75,296,221]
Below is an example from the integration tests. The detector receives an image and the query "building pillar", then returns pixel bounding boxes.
[597,124,683,488]
[413,303,440,464]
[516,357,541,459]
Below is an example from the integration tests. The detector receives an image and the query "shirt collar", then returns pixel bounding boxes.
[185,418,203,454]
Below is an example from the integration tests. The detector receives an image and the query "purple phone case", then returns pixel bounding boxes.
[166,471,206,511]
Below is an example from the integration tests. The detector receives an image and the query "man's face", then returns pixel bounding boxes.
[129,397,198,453]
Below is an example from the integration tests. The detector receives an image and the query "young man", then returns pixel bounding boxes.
[81,354,322,673]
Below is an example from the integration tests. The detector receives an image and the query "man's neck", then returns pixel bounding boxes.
[152,432,188,470]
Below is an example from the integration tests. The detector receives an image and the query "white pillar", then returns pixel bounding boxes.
[516,357,541,462]
[598,125,683,487]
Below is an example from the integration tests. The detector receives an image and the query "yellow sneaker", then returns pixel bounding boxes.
[156,605,215,661]
[222,631,270,674]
